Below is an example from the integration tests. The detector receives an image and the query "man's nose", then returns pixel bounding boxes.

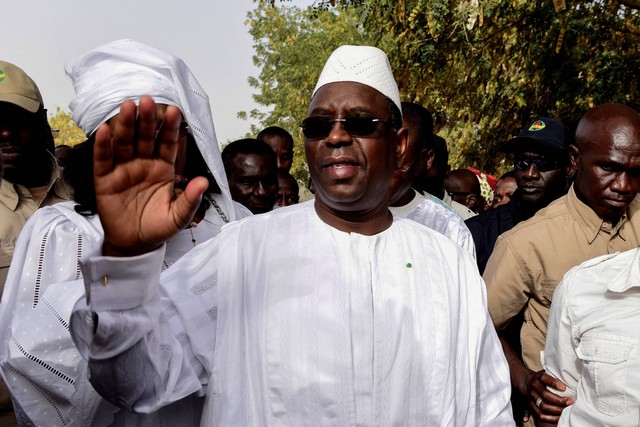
[0,123,13,140]
[611,172,634,194]
[522,163,541,179]
[255,181,268,196]
[325,121,352,146]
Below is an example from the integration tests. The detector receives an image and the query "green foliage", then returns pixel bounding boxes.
[246,0,640,176]
[363,0,640,174]
[49,107,86,147]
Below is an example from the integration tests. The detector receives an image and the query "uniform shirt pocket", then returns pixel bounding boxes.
[0,241,13,270]
[576,332,636,416]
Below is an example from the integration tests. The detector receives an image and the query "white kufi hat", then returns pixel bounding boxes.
[312,45,401,114]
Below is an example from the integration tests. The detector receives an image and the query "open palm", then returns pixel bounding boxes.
[93,97,208,257]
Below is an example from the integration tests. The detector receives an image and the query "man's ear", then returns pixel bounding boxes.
[395,127,409,168]
[417,148,435,172]
[567,145,579,180]
[465,193,478,210]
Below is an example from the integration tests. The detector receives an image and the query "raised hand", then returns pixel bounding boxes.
[93,96,208,257]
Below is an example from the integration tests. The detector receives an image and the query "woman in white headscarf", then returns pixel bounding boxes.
[0,40,250,426]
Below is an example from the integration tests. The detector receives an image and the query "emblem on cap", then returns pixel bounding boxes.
[0,69,5,82]
[528,120,546,131]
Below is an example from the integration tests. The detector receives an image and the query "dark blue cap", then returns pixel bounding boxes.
[502,117,574,153]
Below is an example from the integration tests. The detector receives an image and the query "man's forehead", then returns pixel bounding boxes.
[308,82,387,114]
[0,101,33,115]
[264,135,293,151]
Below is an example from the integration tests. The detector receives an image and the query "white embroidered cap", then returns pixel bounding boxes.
[312,45,401,114]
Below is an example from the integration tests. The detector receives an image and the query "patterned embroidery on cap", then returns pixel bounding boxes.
[0,69,5,82]
[528,120,546,131]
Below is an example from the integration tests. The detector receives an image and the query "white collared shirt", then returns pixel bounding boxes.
[544,247,640,426]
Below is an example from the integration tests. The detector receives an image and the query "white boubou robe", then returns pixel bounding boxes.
[70,201,513,426]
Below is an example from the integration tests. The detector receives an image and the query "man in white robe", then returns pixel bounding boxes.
[0,40,250,426]
[68,45,513,425]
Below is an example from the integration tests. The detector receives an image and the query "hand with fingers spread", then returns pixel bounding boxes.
[93,96,208,257]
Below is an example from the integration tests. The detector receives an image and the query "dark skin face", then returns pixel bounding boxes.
[262,134,294,173]
[276,173,299,207]
[491,176,517,208]
[444,169,481,212]
[513,151,569,212]
[227,152,278,214]
[414,148,448,199]
[389,117,434,206]
[571,105,640,223]
[305,82,407,235]
[0,102,52,187]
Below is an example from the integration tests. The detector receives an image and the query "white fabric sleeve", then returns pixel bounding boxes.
[476,309,516,426]
[450,249,513,426]
[0,206,107,426]
[471,273,514,426]
[543,276,579,400]
[459,226,477,262]
[70,245,208,414]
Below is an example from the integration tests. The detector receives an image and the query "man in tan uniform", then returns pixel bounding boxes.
[485,103,640,426]
[0,61,72,292]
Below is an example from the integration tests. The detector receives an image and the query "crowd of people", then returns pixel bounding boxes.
[0,39,639,427]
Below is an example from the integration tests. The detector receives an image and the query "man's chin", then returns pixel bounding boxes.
[1,164,22,183]
[519,193,544,206]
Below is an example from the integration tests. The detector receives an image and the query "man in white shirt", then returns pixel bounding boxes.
[544,247,640,426]
[389,101,476,258]
[68,45,513,425]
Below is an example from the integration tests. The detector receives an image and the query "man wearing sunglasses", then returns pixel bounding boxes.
[467,117,573,274]
[466,116,573,426]
[65,45,513,425]
[484,104,640,426]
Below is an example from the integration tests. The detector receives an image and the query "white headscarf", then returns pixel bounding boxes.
[312,45,401,115]
[65,39,237,221]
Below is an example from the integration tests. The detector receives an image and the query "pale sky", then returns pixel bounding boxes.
[2,0,314,144]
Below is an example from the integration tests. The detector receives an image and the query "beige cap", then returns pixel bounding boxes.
[312,45,401,114]
[0,60,44,113]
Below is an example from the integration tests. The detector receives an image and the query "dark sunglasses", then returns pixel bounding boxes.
[300,116,392,139]
[514,156,563,172]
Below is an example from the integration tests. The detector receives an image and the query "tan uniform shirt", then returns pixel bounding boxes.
[485,185,640,371]
[0,157,72,293]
